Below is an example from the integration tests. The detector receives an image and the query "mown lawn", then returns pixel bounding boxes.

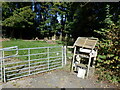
[1,39,64,80]
[2,39,63,60]
[2,39,62,48]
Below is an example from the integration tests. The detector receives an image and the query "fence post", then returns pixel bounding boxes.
[0,51,2,82]
[3,51,6,82]
[62,46,64,67]
[28,49,31,75]
[16,46,18,55]
[64,46,67,65]
[47,47,50,70]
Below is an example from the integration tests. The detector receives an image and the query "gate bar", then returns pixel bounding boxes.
[28,49,31,75]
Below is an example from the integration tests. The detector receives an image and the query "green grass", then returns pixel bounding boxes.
[2,39,62,48]
[2,39,63,59]
[2,39,63,80]
[2,39,63,60]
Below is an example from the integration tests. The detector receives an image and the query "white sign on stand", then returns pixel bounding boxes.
[77,67,86,79]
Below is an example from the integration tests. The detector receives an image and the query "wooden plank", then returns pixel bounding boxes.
[74,37,86,47]
[67,46,74,48]
[74,37,98,49]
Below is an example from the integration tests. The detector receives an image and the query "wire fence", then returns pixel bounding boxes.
[0,46,67,82]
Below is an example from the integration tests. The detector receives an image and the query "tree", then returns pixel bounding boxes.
[3,6,36,38]
[94,4,120,83]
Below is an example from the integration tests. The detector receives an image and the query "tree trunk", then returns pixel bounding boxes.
[59,31,63,41]
[10,29,14,38]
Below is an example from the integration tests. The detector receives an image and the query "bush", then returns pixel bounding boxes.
[94,4,120,84]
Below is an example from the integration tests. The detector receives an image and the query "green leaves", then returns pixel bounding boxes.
[98,55,107,59]
[3,6,36,28]
[107,54,114,58]
[95,4,120,84]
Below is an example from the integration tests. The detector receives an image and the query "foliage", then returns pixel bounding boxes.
[3,2,99,39]
[3,6,35,28]
[2,4,36,39]
[95,4,120,83]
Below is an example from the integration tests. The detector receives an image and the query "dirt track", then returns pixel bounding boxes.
[1,64,118,89]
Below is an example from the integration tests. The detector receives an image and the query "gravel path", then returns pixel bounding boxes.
[1,68,118,88]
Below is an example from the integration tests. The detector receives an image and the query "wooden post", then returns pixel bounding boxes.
[71,46,76,72]
[86,53,92,78]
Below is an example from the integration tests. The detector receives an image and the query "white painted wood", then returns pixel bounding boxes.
[71,37,98,78]
[77,67,86,79]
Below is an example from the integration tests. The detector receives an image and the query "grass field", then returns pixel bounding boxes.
[1,40,64,81]
[2,39,63,58]
[2,39,72,60]
[2,39,62,48]
[2,39,63,59]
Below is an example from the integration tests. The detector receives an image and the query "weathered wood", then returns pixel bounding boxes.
[67,46,74,48]
[71,37,98,78]
[71,46,76,72]
[74,37,98,49]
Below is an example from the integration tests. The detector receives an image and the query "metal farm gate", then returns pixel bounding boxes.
[0,46,66,82]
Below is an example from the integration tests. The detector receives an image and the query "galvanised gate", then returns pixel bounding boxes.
[0,46,66,82]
